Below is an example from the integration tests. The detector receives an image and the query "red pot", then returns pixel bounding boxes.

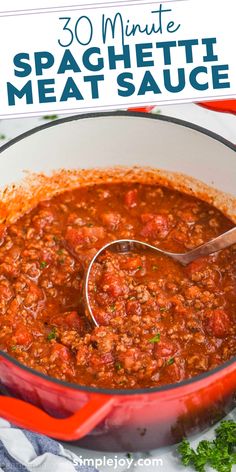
[0,112,235,451]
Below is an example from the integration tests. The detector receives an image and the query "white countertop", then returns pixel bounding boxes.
[0,104,235,471]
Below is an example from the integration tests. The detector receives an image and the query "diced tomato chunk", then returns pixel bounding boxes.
[50,343,71,362]
[65,226,105,249]
[89,342,115,368]
[52,311,84,333]
[140,213,155,223]
[13,327,32,346]
[126,299,142,316]
[92,308,112,326]
[154,338,179,359]
[205,309,231,338]
[90,353,102,368]
[124,189,138,208]
[140,214,169,239]
[101,212,121,230]
[65,311,84,332]
[99,272,128,298]
[120,255,143,270]
[101,352,114,365]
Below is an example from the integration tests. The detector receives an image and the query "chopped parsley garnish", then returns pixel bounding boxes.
[109,304,116,312]
[40,261,47,269]
[0,134,6,140]
[149,333,161,343]
[115,362,122,371]
[178,419,236,472]
[47,328,57,341]
[152,265,159,271]
[57,249,64,255]
[136,266,143,270]
[11,345,17,351]
[42,115,58,120]
[167,357,175,365]
[59,258,65,264]
[160,307,168,312]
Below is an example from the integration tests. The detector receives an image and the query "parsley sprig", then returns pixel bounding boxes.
[178,419,236,472]
[149,333,161,343]
[47,327,57,341]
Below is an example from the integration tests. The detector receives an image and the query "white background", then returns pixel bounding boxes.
[0,0,235,118]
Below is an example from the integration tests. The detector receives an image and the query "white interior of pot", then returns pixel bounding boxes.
[0,114,235,196]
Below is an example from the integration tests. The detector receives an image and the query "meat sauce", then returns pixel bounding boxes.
[0,182,235,389]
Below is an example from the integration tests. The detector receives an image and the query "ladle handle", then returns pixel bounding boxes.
[177,227,236,265]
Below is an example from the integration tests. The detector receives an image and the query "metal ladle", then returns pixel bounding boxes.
[84,227,236,326]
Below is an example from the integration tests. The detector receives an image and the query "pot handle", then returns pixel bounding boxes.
[0,394,115,440]
[197,100,236,115]
[128,99,236,115]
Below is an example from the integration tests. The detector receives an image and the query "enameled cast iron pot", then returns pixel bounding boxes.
[0,112,235,452]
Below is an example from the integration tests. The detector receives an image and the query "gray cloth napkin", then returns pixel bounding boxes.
[0,418,97,472]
